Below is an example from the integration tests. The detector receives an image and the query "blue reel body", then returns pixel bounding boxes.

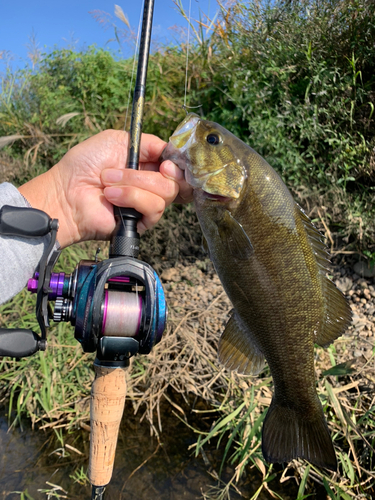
[47,257,167,365]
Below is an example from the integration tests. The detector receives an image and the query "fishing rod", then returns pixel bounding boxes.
[0,1,164,498]
[89,1,158,498]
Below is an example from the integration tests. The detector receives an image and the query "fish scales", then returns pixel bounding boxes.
[161,113,352,470]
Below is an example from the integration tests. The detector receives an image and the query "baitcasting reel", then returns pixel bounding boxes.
[28,256,166,365]
[0,205,167,366]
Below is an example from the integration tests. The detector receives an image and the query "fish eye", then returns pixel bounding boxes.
[206,133,221,145]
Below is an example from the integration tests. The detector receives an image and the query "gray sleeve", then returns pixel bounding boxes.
[0,183,52,305]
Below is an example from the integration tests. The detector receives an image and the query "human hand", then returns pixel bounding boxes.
[101,148,194,223]
[18,130,193,248]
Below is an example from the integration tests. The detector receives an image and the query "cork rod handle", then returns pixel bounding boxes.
[89,363,127,487]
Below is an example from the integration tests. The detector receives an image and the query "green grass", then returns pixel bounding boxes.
[0,244,95,431]
[190,339,375,500]
[1,240,374,499]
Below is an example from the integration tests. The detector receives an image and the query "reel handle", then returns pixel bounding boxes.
[0,328,44,357]
[89,362,127,488]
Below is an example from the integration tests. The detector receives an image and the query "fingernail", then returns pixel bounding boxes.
[104,186,122,199]
[102,169,123,183]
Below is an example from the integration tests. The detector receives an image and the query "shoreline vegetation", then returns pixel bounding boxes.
[0,1,374,498]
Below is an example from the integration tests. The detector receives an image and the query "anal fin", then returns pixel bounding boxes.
[218,313,264,375]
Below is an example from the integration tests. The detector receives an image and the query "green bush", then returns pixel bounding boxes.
[194,0,375,249]
[0,47,135,166]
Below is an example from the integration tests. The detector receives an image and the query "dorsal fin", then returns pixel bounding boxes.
[218,312,265,375]
[297,206,352,346]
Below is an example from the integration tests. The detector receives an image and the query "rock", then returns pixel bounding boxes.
[353,261,375,278]
[335,277,353,293]
[352,314,368,326]
[161,267,179,281]
[364,289,371,300]
[358,279,369,289]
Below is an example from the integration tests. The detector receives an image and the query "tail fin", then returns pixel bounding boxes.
[262,397,337,471]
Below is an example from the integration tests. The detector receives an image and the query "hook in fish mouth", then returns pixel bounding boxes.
[181,104,203,115]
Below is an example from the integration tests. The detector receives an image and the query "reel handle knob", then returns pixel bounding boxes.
[0,328,44,357]
[89,362,127,488]
[0,205,55,237]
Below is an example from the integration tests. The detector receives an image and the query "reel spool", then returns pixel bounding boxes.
[102,290,142,338]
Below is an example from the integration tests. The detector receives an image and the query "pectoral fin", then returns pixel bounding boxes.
[218,312,264,375]
[218,210,254,261]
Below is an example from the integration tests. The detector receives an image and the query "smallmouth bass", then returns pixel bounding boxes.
[161,113,352,470]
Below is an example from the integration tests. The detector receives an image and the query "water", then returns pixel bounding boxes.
[0,401,298,500]
[0,412,58,498]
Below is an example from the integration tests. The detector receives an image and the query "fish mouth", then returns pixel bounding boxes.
[159,114,200,165]
[159,142,189,170]
[173,113,200,136]
[201,190,232,203]
[170,113,200,150]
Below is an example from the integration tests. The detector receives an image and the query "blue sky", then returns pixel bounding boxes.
[1,0,219,70]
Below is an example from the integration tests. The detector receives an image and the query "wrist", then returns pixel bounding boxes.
[18,167,79,248]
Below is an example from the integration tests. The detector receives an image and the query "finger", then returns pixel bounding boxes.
[138,133,167,163]
[101,168,179,206]
[138,161,162,172]
[103,186,167,233]
[159,160,194,203]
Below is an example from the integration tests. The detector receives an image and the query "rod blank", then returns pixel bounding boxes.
[127,0,155,170]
